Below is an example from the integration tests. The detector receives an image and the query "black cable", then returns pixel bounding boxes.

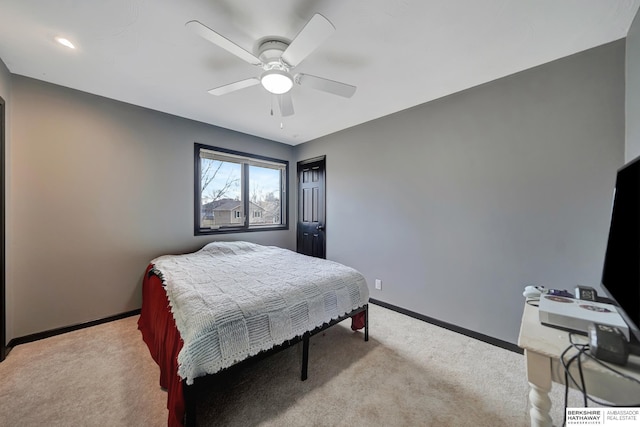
[561,345,585,426]
[568,333,640,390]
[580,350,640,386]
[560,342,587,391]
[566,334,590,407]
[568,334,640,387]
[576,346,588,406]
[559,334,640,408]
[563,370,569,427]
[574,351,640,408]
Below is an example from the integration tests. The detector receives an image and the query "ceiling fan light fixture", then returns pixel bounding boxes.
[261,69,293,94]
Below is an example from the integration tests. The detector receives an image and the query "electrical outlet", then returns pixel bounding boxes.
[375,279,382,290]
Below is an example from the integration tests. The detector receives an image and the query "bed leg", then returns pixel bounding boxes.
[365,304,369,342]
[183,379,197,427]
[301,333,310,381]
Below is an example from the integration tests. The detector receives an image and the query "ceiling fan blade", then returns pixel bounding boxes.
[281,14,335,67]
[208,78,260,96]
[186,20,261,66]
[277,93,295,117]
[295,73,356,98]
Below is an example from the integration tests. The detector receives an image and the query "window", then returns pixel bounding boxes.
[195,144,288,234]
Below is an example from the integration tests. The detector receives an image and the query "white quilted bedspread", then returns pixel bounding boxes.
[151,241,370,384]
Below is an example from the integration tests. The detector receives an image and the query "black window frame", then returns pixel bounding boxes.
[194,143,289,235]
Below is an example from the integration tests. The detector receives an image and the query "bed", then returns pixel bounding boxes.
[137,241,370,426]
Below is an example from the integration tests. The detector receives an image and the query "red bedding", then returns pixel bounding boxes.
[138,263,367,426]
[137,265,185,427]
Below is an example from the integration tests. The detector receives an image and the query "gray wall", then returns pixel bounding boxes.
[0,37,630,345]
[7,76,295,339]
[0,58,11,347]
[627,8,640,161]
[295,41,625,344]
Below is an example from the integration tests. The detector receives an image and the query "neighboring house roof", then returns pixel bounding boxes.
[247,201,266,211]
[212,200,243,211]
[204,199,266,212]
[202,198,234,211]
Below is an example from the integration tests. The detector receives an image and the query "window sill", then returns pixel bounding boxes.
[195,225,289,236]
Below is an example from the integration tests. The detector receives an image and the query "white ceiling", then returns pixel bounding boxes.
[1,0,639,145]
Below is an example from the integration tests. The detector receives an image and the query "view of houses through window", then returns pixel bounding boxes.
[196,145,287,233]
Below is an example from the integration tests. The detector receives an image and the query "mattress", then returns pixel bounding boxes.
[150,241,370,385]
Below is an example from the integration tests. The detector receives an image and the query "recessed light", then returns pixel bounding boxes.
[55,37,76,49]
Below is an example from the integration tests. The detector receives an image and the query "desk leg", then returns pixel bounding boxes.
[525,350,553,427]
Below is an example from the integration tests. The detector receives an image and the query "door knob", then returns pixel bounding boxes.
[316,224,325,231]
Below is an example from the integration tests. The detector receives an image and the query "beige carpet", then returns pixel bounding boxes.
[0,304,581,426]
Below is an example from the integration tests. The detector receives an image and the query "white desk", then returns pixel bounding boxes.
[518,302,640,427]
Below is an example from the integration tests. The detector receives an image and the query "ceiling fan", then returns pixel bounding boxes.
[186,13,356,117]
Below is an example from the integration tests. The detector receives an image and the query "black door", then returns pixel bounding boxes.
[297,157,326,258]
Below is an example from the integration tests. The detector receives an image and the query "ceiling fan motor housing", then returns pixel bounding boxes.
[258,40,290,69]
[257,40,294,94]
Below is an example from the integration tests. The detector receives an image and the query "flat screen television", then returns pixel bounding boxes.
[601,156,640,344]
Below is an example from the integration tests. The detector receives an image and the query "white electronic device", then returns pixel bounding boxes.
[538,295,630,340]
[523,285,543,298]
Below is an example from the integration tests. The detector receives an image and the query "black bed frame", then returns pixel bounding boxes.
[182,304,369,426]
